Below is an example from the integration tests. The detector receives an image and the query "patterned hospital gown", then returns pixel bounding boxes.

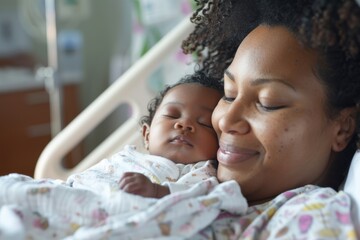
[67,144,218,194]
[196,185,358,240]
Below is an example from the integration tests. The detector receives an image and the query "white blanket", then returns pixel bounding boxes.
[0,173,247,239]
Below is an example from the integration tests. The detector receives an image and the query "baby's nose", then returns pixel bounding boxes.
[174,120,195,132]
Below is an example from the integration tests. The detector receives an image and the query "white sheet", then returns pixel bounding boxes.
[344,150,360,235]
[0,174,247,239]
[0,151,359,239]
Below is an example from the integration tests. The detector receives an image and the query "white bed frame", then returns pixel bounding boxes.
[34,16,195,180]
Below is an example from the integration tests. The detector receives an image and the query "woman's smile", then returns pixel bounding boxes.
[217,142,260,165]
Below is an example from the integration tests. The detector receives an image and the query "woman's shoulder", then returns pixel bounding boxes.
[264,186,355,238]
[218,186,355,239]
[273,185,350,208]
[246,185,347,216]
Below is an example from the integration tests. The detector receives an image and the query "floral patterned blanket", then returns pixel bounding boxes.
[0,173,357,240]
[0,173,247,239]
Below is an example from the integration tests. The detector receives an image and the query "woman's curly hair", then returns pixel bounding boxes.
[182,0,360,187]
[139,70,223,127]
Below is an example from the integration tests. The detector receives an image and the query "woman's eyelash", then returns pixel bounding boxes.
[222,96,285,112]
[222,96,235,102]
[256,103,285,111]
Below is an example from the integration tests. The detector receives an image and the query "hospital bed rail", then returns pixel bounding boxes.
[34,16,194,180]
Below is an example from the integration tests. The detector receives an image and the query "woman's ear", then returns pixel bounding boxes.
[332,107,357,152]
[142,123,150,150]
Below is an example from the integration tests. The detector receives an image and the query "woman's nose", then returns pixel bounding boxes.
[218,103,250,135]
[174,120,195,132]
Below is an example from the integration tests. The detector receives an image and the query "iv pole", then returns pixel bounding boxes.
[38,0,63,137]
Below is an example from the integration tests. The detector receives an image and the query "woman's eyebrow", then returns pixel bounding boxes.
[224,69,235,81]
[251,78,296,92]
[225,69,296,92]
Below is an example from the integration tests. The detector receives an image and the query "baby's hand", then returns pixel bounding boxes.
[119,172,169,198]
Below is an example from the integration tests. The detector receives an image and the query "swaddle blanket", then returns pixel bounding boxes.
[67,145,218,194]
[0,173,247,239]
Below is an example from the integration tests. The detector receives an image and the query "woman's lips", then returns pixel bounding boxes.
[217,145,259,165]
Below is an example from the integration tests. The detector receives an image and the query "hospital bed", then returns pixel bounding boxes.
[33,15,360,232]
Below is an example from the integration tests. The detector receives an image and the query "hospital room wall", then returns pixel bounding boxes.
[0,0,133,174]
[37,0,134,163]
[70,0,194,157]
[0,0,194,175]
[54,0,194,159]
[64,0,133,156]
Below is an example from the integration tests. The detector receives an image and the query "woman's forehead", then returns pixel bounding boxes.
[228,25,322,91]
[235,25,315,67]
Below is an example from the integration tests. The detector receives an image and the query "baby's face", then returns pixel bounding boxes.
[144,83,222,164]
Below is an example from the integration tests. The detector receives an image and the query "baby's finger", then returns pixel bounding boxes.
[118,174,136,189]
[119,172,136,182]
[120,181,141,194]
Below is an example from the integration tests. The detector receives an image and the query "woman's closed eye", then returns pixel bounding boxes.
[222,95,286,112]
[222,95,235,103]
[256,102,285,112]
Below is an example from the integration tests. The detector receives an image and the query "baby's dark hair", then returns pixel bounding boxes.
[182,0,360,188]
[139,70,224,127]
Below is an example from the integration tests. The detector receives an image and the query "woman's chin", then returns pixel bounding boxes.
[217,165,238,183]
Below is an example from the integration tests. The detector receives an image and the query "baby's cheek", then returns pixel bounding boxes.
[211,106,224,137]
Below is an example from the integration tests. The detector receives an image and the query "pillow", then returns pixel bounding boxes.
[344,150,360,232]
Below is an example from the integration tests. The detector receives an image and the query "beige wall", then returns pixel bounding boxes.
[0,0,133,154]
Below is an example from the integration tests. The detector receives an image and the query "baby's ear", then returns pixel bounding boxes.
[332,107,357,152]
[142,123,150,150]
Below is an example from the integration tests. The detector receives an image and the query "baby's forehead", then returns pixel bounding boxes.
[159,84,220,110]
[166,83,215,95]
[165,83,219,100]
[157,100,214,116]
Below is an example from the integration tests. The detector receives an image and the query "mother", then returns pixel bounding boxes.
[183,0,360,238]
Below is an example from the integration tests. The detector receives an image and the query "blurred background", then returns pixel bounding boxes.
[0,0,195,176]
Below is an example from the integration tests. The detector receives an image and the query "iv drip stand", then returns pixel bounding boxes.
[38,0,63,138]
